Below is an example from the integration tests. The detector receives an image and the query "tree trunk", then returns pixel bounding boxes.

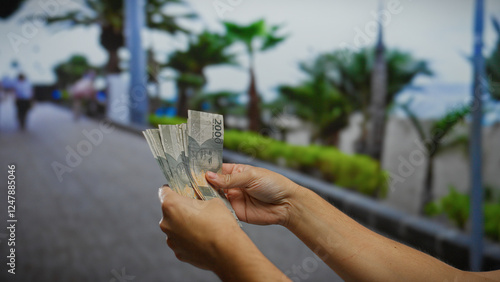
[247,60,261,132]
[356,107,369,154]
[366,39,388,161]
[420,156,434,214]
[325,131,340,147]
[177,83,188,118]
[105,49,121,74]
[100,25,124,74]
[149,81,161,114]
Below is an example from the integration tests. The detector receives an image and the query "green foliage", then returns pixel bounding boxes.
[430,105,471,145]
[149,115,187,126]
[400,103,470,157]
[190,91,241,115]
[425,186,500,242]
[0,0,25,19]
[165,31,237,76]
[313,48,433,111]
[425,186,470,229]
[484,203,500,241]
[164,31,237,116]
[278,56,353,145]
[223,19,287,53]
[486,17,500,101]
[224,130,388,198]
[53,55,97,88]
[42,0,194,72]
[44,0,192,35]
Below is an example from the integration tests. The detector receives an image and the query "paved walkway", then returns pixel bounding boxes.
[0,97,341,281]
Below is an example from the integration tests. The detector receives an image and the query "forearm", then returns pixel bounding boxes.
[213,231,289,282]
[286,186,467,281]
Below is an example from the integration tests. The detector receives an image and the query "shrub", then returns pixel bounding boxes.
[149,115,187,126]
[485,202,500,242]
[224,130,388,198]
[425,185,500,242]
[149,120,388,198]
[425,186,469,229]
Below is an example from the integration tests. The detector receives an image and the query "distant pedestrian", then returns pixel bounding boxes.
[70,71,96,121]
[13,73,33,130]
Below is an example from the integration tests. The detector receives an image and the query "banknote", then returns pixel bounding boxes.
[143,129,182,195]
[187,110,239,222]
[159,125,198,199]
[187,110,225,199]
[143,111,240,225]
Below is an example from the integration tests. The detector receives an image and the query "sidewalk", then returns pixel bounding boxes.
[0,98,340,281]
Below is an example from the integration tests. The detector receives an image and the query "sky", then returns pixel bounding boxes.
[0,0,499,119]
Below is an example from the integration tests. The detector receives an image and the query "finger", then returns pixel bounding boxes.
[158,185,174,203]
[159,217,170,234]
[221,163,247,174]
[206,169,254,190]
[221,163,237,174]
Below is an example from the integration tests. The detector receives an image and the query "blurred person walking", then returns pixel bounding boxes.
[13,73,33,130]
[70,71,96,121]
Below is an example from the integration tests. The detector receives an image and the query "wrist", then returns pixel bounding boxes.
[282,185,316,231]
[211,230,268,281]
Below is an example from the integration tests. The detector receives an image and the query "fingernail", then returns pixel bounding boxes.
[206,171,217,180]
[158,187,165,203]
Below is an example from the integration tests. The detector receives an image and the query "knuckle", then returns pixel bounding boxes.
[223,174,232,186]
[174,252,184,262]
[162,199,177,212]
[159,220,169,233]
[248,169,257,180]
[166,238,175,248]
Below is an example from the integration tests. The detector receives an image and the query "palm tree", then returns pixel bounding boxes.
[322,48,433,154]
[43,0,195,73]
[400,102,470,214]
[486,16,500,101]
[164,31,237,117]
[0,0,25,19]
[190,90,241,116]
[53,54,97,89]
[223,19,287,131]
[278,57,352,146]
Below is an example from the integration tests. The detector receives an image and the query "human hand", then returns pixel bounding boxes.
[206,163,301,227]
[158,185,244,271]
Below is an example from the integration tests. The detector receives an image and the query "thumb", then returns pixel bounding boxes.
[158,184,177,203]
[206,170,253,190]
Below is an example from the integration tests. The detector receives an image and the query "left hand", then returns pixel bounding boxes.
[158,185,243,271]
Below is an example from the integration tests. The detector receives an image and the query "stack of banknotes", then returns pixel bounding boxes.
[143,110,239,224]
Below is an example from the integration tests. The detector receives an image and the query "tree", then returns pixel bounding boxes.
[0,0,25,19]
[223,19,287,132]
[400,102,470,214]
[164,31,237,117]
[53,54,97,89]
[42,0,195,73]
[190,90,241,116]
[278,56,352,146]
[486,16,500,101]
[366,25,388,162]
[322,48,433,154]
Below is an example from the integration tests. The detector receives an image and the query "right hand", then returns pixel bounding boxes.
[206,163,300,226]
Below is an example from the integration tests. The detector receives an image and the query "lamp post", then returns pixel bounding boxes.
[125,0,148,125]
[469,0,484,272]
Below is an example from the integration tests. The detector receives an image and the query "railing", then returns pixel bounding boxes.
[223,150,500,271]
[105,115,500,271]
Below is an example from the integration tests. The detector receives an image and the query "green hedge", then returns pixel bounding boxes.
[149,115,187,126]
[149,115,388,198]
[426,186,500,242]
[225,130,388,198]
